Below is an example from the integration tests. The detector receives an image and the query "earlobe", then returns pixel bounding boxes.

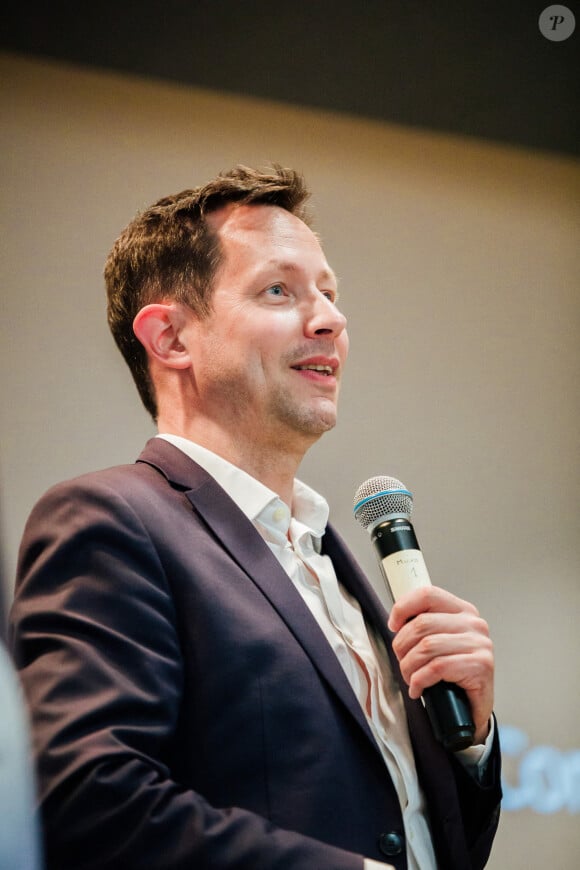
[133,304,191,369]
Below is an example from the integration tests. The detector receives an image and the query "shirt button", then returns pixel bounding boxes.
[272,507,286,523]
[378,831,404,857]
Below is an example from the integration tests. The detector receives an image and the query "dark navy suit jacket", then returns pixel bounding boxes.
[11,438,501,869]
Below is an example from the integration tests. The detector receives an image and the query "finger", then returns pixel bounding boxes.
[403,645,494,693]
[392,610,490,661]
[409,660,495,741]
[387,585,478,633]
[395,630,494,688]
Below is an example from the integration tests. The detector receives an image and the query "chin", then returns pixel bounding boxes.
[299,411,338,437]
[316,413,338,433]
[273,395,338,438]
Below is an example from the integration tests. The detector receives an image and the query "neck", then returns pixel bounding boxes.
[157,413,314,507]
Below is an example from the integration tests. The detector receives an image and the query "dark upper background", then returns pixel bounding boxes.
[2,1,578,157]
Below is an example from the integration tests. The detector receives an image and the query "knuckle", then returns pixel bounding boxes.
[414,612,430,636]
[473,615,490,635]
[418,635,437,658]
[413,586,433,610]
[477,636,494,657]
[428,658,445,681]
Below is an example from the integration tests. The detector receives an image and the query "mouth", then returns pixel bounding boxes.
[290,356,340,379]
[292,363,335,377]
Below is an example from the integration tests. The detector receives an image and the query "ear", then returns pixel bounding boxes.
[132,303,191,370]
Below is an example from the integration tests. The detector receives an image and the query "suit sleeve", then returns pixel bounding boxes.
[450,720,502,869]
[10,478,364,870]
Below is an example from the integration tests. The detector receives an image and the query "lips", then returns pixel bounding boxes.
[291,357,339,377]
[293,364,333,376]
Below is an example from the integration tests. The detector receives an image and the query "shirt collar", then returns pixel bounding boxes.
[156,434,329,539]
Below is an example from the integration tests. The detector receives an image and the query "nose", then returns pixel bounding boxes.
[304,292,348,339]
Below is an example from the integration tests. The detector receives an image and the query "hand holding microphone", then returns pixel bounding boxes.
[354,476,494,751]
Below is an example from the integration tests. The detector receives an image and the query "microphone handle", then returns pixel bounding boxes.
[371,517,475,752]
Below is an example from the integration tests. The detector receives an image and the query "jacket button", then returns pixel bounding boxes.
[378,831,404,857]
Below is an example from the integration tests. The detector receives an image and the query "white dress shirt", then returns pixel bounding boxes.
[158,434,492,870]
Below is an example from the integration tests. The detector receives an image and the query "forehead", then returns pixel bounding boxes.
[209,203,330,269]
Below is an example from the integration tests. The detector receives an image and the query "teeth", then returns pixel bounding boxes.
[295,365,333,374]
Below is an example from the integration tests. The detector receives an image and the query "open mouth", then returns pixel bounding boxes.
[292,364,334,376]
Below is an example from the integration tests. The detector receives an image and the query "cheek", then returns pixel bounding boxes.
[255,323,297,366]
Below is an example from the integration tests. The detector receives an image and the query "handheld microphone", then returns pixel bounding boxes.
[353,475,475,752]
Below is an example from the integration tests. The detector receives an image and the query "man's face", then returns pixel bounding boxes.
[180,203,349,451]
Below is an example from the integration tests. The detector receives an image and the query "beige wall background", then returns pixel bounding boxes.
[1,52,579,869]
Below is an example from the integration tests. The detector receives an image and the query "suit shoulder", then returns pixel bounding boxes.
[40,459,162,498]
[25,460,171,529]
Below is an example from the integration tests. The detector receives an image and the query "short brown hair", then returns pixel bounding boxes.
[105,164,311,419]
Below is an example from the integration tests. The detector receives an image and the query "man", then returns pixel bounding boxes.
[11,165,501,869]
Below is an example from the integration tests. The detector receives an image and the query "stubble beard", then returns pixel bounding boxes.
[200,345,340,447]
[267,383,339,441]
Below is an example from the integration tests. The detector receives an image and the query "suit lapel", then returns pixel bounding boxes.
[136,438,381,755]
[324,526,446,741]
[321,524,421,721]
[324,523,473,851]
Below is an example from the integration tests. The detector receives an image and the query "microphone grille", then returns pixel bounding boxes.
[353,476,413,531]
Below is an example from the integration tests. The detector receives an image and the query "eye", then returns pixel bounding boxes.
[322,289,338,303]
[265,284,286,297]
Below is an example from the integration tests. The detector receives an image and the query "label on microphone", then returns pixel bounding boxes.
[380,549,432,601]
